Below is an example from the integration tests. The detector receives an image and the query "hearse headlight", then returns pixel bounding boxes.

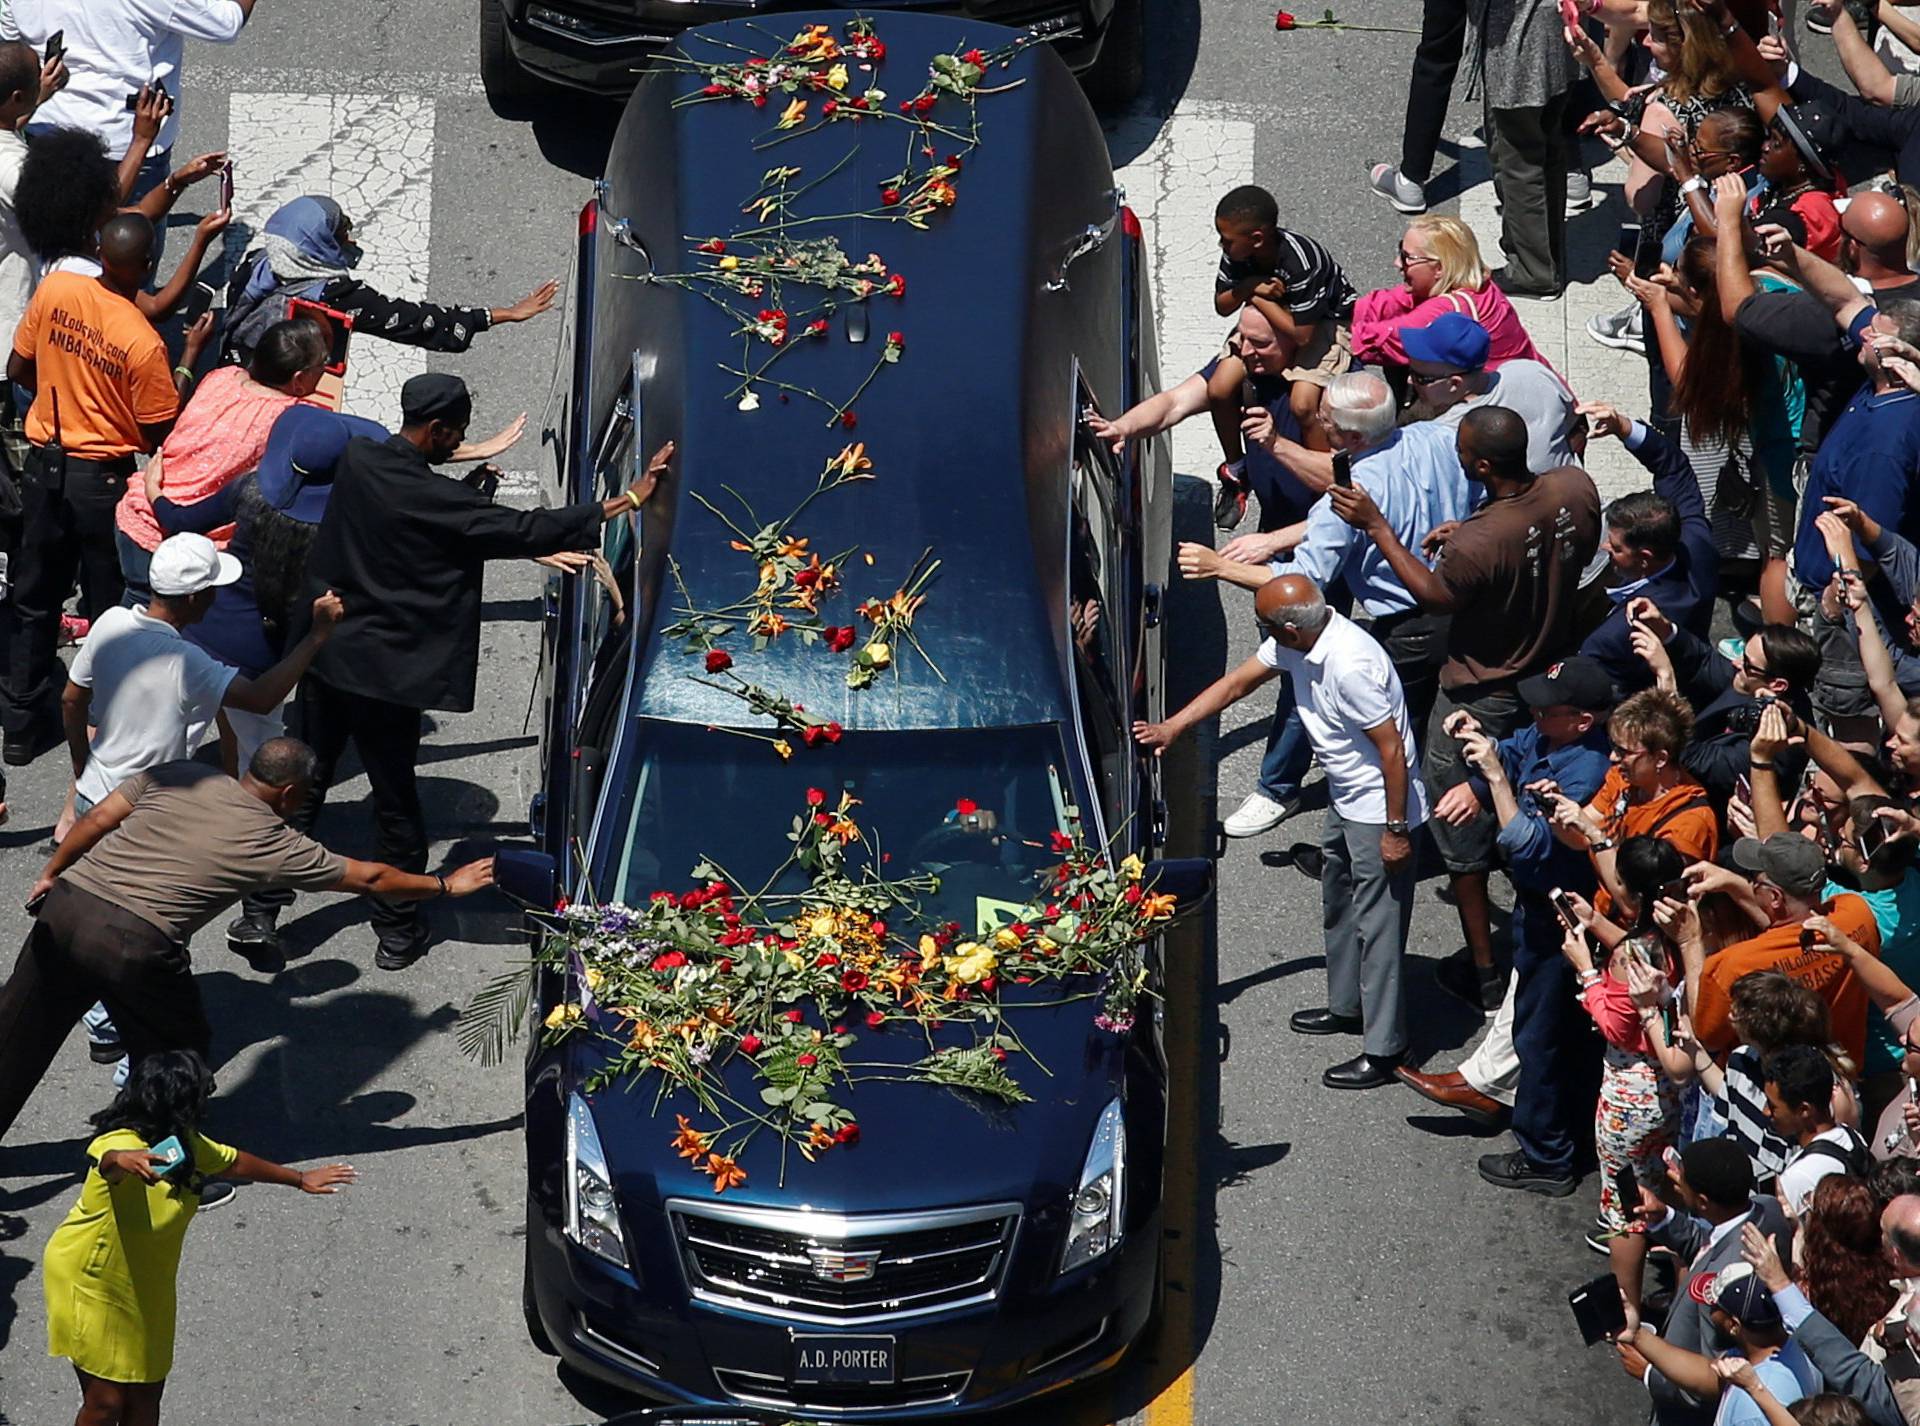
[566,1092,629,1269]
[1060,1098,1126,1273]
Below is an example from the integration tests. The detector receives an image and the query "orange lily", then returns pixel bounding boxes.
[705,1152,748,1193]
[672,1114,712,1164]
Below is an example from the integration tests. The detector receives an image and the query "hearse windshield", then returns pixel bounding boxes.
[604,720,1078,925]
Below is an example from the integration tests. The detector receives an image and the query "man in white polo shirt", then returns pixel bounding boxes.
[61,531,341,1071]
[1135,572,1427,1088]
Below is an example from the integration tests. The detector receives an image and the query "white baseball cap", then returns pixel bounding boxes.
[149,533,243,596]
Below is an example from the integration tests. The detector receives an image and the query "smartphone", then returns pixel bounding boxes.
[1862,816,1895,865]
[1549,887,1579,930]
[1331,449,1353,489]
[125,81,170,111]
[178,279,215,325]
[44,29,62,63]
[1614,1162,1639,1215]
[219,159,233,213]
[1615,223,1642,261]
[146,1134,189,1180]
[1569,1273,1630,1346]
[23,887,47,915]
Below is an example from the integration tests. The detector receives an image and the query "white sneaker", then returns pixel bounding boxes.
[1367,163,1427,216]
[1223,791,1300,838]
[1585,305,1645,353]
[1566,169,1594,214]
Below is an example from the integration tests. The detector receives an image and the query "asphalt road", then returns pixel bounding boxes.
[0,0,1794,1422]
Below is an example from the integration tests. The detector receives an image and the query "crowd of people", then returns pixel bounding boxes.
[1117,0,1920,1416]
[0,2,679,1421]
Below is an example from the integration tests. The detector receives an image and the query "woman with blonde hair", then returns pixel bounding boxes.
[1350,214,1549,373]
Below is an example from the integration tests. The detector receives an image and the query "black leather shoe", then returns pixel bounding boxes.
[1477,1149,1578,1197]
[375,939,429,971]
[1290,1007,1363,1036]
[1434,950,1504,1014]
[3,720,61,768]
[1323,1052,1403,1089]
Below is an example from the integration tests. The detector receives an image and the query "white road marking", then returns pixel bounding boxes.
[225,92,438,431]
[200,66,488,96]
[1111,104,1257,479]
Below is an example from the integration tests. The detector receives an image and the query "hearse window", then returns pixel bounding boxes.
[570,399,639,834]
[1069,442,1125,834]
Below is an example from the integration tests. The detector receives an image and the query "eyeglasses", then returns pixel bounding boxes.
[1613,744,1650,759]
[1407,369,1464,386]
[1741,654,1769,680]
[1396,247,1439,269]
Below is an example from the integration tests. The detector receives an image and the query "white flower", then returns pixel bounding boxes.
[738,392,761,411]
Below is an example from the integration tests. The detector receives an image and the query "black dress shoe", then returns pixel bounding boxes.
[3,720,61,767]
[1290,1006,1363,1036]
[1323,1052,1403,1089]
[375,939,430,971]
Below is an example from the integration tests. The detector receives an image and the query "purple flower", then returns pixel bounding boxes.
[1093,1012,1134,1034]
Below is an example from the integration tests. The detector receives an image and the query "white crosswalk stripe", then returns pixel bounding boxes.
[225,91,438,431]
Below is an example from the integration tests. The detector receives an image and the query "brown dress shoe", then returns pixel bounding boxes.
[1394,1066,1506,1127]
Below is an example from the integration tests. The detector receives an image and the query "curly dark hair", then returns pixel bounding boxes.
[89,1049,215,1148]
[18,126,120,261]
[234,476,321,651]
[1795,1175,1898,1344]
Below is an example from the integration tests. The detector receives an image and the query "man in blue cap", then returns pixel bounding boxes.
[1403,311,1578,475]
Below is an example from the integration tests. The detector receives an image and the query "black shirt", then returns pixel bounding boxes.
[1215,228,1356,323]
[305,435,604,711]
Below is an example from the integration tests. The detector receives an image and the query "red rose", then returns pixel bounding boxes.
[807,787,827,806]
[1124,883,1144,904]
[868,40,886,58]
[752,94,768,108]
[898,99,914,113]
[868,920,886,937]
[651,950,688,972]
[651,890,679,906]
[1050,830,1074,853]
[825,625,855,653]
[719,926,754,947]
[979,976,997,994]
[834,1123,860,1146]
[702,83,725,95]
[717,958,734,974]
[705,648,733,673]
[886,273,906,297]
[823,721,843,742]
[1045,903,1060,918]
[784,1008,805,1023]
[866,1010,886,1028]
[914,93,937,113]
[697,238,726,253]
[945,154,962,169]
[794,566,821,588]
[816,952,840,967]
[1274,8,1297,24]
[991,1046,1008,1062]
[739,1033,763,1055]
[851,95,870,109]
[813,811,833,826]
[797,1052,819,1068]
[801,725,825,748]
[881,187,901,205]
[956,797,978,815]
[806,318,829,335]
[841,969,869,992]
[963,47,986,63]
[841,410,858,428]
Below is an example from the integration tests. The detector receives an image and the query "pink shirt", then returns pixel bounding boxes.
[115,367,301,552]
[1581,973,1659,1055]
[1350,281,1551,374]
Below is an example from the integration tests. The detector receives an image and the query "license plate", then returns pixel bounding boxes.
[792,1333,896,1384]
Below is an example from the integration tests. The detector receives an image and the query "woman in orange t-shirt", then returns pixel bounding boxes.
[1540,689,1719,918]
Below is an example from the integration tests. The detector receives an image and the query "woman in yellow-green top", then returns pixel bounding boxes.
[42,1051,355,1425]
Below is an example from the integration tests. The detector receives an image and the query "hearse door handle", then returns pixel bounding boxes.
[1044,192,1123,293]
[1143,580,1162,628]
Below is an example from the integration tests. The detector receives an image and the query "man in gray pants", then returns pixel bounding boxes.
[1135,573,1427,1088]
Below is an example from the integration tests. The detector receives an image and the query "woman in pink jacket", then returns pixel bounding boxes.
[1351,215,1549,376]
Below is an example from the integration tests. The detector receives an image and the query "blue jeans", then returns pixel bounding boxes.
[116,528,152,608]
[1509,919,1602,1174]
[1258,683,1311,802]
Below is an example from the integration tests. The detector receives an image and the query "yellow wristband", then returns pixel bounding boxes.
[625,489,643,512]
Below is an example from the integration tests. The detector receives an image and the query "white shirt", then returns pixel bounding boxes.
[1255,611,1430,826]
[0,129,31,346]
[68,604,236,804]
[1777,1127,1861,1215]
[1432,359,1579,474]
[2,0,247,157]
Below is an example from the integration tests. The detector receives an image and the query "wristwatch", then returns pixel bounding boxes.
[1679,175,1708,196]
[1385,819,1411,835]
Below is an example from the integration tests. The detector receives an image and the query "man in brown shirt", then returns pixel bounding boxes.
[0,737,495,1140]
[1332,405,1600,1009]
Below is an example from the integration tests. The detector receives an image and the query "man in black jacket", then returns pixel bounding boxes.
[248,372,671,968]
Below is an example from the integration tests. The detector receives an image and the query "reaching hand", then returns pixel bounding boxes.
[1623,269,1671,311]
[37,52,67,105]
[1625,955,1671,1011]
[1741,1221,1791,1291]
[1220,531,1286,563]
[1727,789,1757,838]
[131,84,172,144]
[455,412,528,463]
[1712,174,1749,226]
[1802,913,1864,960]
[181,311,216,362]
[629,439,674,508]
[1576,401,1632,441]
[194,209,233,246]
[1753,222,1797,266]
[1712,1356,1762,1393]
[1434,781,1483,827]
[444,857,496,896]
[533,550,593,574]
[1821,495,1876,540]
[1815,509,1858,563]
[170,151,227,188]
[297,1164,358,1195]
[1624,596,1673,643]
[1177,541,1226,582]
[497,279,560,323]
[1327,481,1381,534]
[1456,723,1499,774]
[1085,409,1126,456]
[1628,620,1673,683]
[1564,23,1606,68]
[1750,700,1803,762]
[99,1148,165,1184]
[1132,720,1177,755]
[1756,30,1793,79]
[1876,804,1920,843]
[1241,406,1276,451]
[1653,894,1702,945]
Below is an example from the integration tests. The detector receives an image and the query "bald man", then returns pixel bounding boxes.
[1136,574,1428,1088]
[1091,303,1333,839]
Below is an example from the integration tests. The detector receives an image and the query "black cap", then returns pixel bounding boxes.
[1772,105,1836,189]
[1516,656,1614,713]
[400,372,472,427]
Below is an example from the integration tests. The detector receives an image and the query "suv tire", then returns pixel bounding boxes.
[481,0,544,103]
[523,1233,559,1355]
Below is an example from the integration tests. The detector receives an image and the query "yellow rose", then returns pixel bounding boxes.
[544,1002,582,1029]
[1035,936,1059,956]
[862,641,892,668]
[809,913,838,939]
[826,62,849,90]
[583,967,604,992]
[918,934,941,971]
[1118,854,1146,881]
[947,942,997,984]
[994,927,1022,950]
[718,255,740,270]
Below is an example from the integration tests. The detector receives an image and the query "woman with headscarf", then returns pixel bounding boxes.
[220,195,557,365]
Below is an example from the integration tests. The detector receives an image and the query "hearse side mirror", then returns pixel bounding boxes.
[1144,857,1214,907]
[495,847,559,910]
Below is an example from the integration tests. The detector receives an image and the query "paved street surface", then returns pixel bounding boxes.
[0,0,1768,1422]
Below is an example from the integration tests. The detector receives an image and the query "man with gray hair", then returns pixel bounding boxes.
[1178,370,1475,745]
[1135,574,1427,1088]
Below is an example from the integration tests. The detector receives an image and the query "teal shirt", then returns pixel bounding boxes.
[1828,867,1920,1075]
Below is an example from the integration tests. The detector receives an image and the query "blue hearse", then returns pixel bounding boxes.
[508,13,1190,1415]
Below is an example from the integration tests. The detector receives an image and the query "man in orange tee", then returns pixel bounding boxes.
[1691,833,1881,1069]
[3,212,193,764]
